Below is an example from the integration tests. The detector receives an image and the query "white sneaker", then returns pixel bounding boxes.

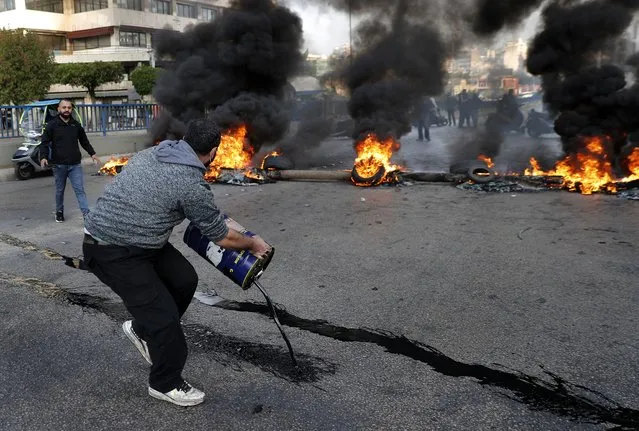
[148,381,205,407]
[122,320,152,365]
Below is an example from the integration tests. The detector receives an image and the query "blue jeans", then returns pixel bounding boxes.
[53,164,89,215]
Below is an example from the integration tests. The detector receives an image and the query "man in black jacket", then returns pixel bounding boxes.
[40,99,101,222]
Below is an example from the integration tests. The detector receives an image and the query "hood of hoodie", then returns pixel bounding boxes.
[153,139,207,171]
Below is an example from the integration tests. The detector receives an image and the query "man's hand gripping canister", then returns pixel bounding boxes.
[183,215,274,290]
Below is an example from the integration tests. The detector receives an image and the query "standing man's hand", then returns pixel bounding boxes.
[40,159,48,168]
[91,155,101,165]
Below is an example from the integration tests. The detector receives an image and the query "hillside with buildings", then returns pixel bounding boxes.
[1,2,638,104]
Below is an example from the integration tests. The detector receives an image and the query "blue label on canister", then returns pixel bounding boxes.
[183,223,263,290]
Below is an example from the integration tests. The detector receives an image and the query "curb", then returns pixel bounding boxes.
[0,152,136,183]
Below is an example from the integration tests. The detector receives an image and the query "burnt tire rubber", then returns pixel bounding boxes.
[15,163,34,180]
[351,165,386,186]
[262,154,294,170]
[449,160,489,174]
[466,166,495,183]
[449,160,495,183]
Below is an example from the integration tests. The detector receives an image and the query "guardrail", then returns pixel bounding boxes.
[0,103,160,139]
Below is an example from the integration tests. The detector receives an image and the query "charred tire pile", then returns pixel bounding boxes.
[449,160,496,183]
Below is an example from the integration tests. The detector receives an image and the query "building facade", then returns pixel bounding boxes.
[502,38,527,72]
[0,0,228,101]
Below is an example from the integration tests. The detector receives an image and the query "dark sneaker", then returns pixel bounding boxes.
[55,211,64,223]
[149,381,205,407]
[122,320,152,365]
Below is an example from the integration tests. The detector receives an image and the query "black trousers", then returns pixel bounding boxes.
[417,118,430,141]
[447,109,456,126]
[83,239,198,392]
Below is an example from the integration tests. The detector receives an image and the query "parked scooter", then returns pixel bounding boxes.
[525,109,554,138]
[12,129,49,180]
[429,109,449,127]
[11,100,82,180]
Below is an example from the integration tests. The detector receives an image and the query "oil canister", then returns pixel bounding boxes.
[183,215,274,290]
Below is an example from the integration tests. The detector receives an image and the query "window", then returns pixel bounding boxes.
[0,0,15,12]
[74,35,111,50]
[74,0,107,12]
[117,0,142,11]
[150,0,170,14]
[36,34,66,51]
[119,31,147,47]
[176,2,195,18]
[201,6,220,22]
[25,0,63,13]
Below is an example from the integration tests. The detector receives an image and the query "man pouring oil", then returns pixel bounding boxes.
[83,118,271,407]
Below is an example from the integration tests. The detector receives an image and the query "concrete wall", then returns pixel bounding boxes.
[0,130,148,168]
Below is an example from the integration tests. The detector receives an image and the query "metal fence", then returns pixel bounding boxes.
[0,103,160,139]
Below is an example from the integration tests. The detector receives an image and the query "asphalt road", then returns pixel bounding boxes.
[1,126,637,431]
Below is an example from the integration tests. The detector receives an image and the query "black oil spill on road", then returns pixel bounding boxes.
[63,289,333,383]
[0,270,333,383]
[184,323,335,383]
[1,226,638,427]
[205,296,639,428]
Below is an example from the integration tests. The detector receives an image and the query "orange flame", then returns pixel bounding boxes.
[99,156,129,175]
[260,151,282,170]
[352,133,401,186]
[524,136,618,195]
[477,154,495,169]
[204,125,254,182]
[622,147,639,180]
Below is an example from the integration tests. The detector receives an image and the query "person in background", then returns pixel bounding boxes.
[469,92,483,128]
[40,99,100,222]
[458,89,470,128]
[416,97,435,142]
[445,92,457,127]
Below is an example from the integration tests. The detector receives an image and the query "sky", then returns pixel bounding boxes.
[283,1,543,56]
[283,2,355,55]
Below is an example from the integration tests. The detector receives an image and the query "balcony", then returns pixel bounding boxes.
[48,79,137,100]
[53,46,151,63]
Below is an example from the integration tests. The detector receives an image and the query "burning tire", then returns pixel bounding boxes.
[466,166,495,183]
[351,165,386,186]
[449,160,495,183]
[262,153,294,170]
[450,160,484,174]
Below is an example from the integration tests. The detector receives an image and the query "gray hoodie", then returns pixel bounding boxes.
[84,139,228,249]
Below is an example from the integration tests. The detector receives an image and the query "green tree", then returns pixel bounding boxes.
[53,62,124,101]
[0,29,55,104]
[130,64,158,99]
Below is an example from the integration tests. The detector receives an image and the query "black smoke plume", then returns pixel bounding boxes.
[312,0,448,142]
[150,0,304,151]
[526,0,639,172]
[471,0,545,37]
[275,115,334,168]
[448,0,547,164]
